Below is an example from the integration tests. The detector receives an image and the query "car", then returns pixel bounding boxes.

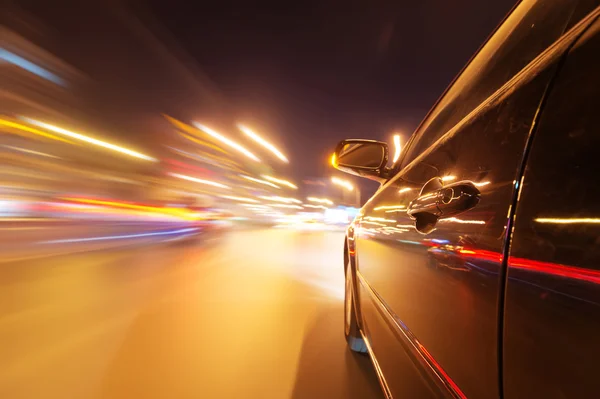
[332,1,600,398]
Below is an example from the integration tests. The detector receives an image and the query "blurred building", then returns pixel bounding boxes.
[1,15,157,206]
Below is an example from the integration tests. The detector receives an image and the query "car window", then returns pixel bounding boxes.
[566,0,600,30]
[509,18,600,271]
[400,0,582,169]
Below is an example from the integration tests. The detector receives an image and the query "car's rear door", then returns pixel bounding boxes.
[354,1,595,397]
[503,13,600,398]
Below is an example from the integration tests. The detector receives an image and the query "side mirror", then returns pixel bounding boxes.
[332,139,389,181]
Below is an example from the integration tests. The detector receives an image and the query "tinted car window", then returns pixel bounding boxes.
[400,0,581,169]
[504,18,600,398]
[566,0,600,29]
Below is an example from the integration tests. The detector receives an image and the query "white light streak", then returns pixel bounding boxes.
[194,122,260,162]
[303,204,328,210]
[474,181,491,187]
[331,176,354,191]
[272,204,303,209]
[170,173,230,189]
[242,204,270,209]
[364,216,396,223]
[220,195,260,203]
[438,217,485,225]
[306,197,334,205]
[240,175,280,188]
[392,134,401,163]
[258,196,302,204]
[238,124,288,163]
[262,175,297,189]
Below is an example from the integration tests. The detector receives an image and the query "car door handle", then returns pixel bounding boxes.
[407,178,481,233]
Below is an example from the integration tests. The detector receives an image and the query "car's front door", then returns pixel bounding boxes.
[354,1,593,397]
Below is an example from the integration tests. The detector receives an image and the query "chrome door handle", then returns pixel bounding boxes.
[407,178,480,233]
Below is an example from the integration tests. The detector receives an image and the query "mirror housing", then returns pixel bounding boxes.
[332,139,390,181]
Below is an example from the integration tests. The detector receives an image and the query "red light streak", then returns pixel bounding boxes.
[455,248,600,285]
[509,256,600,285]
[416,342,467,399]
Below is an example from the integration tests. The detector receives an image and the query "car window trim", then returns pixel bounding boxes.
[392,1,523,172]
[379,6,600,195]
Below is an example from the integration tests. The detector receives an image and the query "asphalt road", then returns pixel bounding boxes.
[0,226,382,399]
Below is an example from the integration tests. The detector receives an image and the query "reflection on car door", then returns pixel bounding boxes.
[353,13,594,399]
[504,17,600,398]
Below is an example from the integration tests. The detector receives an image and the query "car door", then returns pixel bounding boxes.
[503,14,600,399]
[353,1,595,398]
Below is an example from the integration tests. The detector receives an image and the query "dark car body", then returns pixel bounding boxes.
[335,1,600,398]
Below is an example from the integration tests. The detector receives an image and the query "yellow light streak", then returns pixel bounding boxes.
[163,114,229,154]
[0,118,75,144]
[534,217,600,224]
[21,118,156,161]
[262,175,297,189]
[374,205,405,211]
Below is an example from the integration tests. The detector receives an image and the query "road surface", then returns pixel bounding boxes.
[0,226,382,398]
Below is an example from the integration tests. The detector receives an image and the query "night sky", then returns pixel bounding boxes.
[9,0,516,180]
[144,1,516,175]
